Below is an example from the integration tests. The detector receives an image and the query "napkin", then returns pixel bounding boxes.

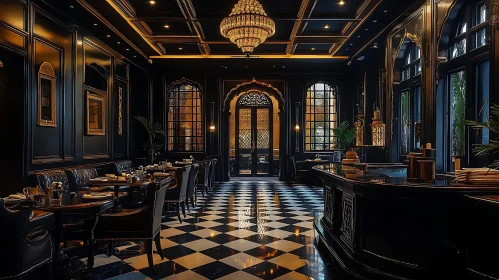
[83,192,113,199]
[8,194,26,200]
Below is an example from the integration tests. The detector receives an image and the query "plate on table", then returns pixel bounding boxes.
[89,177,109,182]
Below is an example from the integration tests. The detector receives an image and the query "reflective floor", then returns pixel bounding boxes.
[84,180,337,279]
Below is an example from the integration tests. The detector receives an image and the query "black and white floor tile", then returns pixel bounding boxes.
[84,180,335,280]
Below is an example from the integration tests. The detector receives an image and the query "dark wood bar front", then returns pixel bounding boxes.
[313,164,499,280]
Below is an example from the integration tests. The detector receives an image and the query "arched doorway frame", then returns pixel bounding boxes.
[222,79,285,181]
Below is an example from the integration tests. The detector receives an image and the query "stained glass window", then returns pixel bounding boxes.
[305,82,338,151]
[167,82,203,152]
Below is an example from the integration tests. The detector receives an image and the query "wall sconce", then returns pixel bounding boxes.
[209,125,216,132]
[371,108,386,146]
[295,124,300,131]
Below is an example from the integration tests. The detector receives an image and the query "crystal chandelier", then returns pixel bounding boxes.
[220,0,275,55]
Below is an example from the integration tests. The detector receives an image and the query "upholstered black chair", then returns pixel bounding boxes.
[197,161,211,198]
[111,160,133,175]
[93,178,170,274]
[208,158,217,190]
[65,165,99,192]
[0,199,54,279]
[289,156,308,183]
[165,166,190,223]
[185,163,199,212]
[28,169,70,194]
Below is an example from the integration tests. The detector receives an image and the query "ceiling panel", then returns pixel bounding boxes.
[148,21,192,36]
[130,0,184,17]
[313,0,363,16]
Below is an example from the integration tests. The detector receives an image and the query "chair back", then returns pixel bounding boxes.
[178,165,191,202]
[28,169,69,194]
[148,178,170,235]
[186,164,199,198]
[198,160,211,186]
[0,200,52,278]
[289,156,297,180]
[65,165,98,192]
[209,158,217,183]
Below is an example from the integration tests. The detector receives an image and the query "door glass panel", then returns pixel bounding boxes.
[257,108,270,175]
[238,108,252,175]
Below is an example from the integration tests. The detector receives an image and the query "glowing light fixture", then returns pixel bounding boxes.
[220,0,275,55]
[164,24,170,29]
[324,24,330,29]
[149,0,156,5]
[339,1,345,5]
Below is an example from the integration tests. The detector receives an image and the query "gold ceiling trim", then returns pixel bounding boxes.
[150,55,349,59]
[106,0,164,55]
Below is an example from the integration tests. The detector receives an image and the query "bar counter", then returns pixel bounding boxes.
[313,164,499,280]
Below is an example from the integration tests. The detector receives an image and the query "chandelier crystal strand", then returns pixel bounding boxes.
[220,0,275,54]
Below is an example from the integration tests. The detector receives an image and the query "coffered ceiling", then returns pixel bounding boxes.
[68,0,421,63]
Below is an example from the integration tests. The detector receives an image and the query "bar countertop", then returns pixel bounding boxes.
[313,163,499,190]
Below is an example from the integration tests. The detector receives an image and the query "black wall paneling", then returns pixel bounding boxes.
[0,0,152,195]
[83,39,111,160]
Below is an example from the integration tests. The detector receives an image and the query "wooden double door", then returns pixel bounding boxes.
[235,105,274,177]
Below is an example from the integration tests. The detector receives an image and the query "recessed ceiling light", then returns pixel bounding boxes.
[178,47,183,50]
[282,66,286,68]
[245,66,248,68]
[311,48,316,51]
[93,23,98,26]
[117,41,121,44]
[126,48,130,51]
[350,43,353,45]
[133,55,136,58]
[324,24,330,29]
[371,42,379,49]
[339,0,345,5]
[384,10,388,12]
[373,20,377,23]
[149,0,156,5]
[273,66,276,68]
[357,56,365,61]
[365,28,368,31]
[106,34,111,38]
[358,35,360,37]
[69,5,74,8]
[164,24,170,29]
[346,48,349,50]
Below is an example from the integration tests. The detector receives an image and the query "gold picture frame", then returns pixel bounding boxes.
[86,91,106,135]
[38,62,57,127]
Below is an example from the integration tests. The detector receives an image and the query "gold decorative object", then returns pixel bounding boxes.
[38,62,57,127]
[355,120,364,147]
[86,91,106,135]
[220,0,275,54]
[371,109,386,146]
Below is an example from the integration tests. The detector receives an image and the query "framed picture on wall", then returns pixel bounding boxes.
[86,91,106,135]
[38,62,57,127]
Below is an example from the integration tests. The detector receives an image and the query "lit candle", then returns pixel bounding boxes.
[454,158,461,171]
[426,143,432,149]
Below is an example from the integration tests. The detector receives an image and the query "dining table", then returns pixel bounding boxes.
[36,193,119,270]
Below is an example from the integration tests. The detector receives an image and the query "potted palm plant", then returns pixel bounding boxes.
[467,103,499,169]
[332,121,357,156]
[135,116,165,165]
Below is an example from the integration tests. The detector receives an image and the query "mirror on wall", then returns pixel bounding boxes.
[37,62,57,127]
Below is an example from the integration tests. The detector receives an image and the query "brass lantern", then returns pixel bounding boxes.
[371,109,386,146]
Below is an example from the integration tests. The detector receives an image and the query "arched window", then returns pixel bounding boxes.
[305,82,338,151]
[437,0,490,170]
[167,81,203,152]
[397,42,422,156]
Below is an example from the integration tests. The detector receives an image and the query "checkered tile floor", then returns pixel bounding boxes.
[85,180,333,280]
